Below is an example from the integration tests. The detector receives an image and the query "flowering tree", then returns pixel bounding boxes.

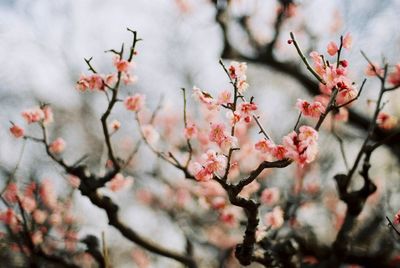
[1,2,400,268]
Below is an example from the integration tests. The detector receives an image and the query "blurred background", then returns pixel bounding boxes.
[0,0,400,267]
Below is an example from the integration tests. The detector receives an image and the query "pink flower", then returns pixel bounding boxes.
[42,105,54,125]
[76,76,90,91]
[141,125,159,145]
[33,210,48,224]
[228,61,247,80]
[0,208,18,226]
[124,94,145,112]
[217,90,232,105]
[39,179,57,209]
[184,122,198,139]
[219,135,238,152]
[228,61,249,94]
[220,207,239,227]
[296,99,324,118]
[327,41,338,56]
[282,126,318,166]
[107,173,134,192]
[49,138,66,154]
[22,107,44,124]
[394,210,400,225]
[264,206,284,229]
[190,162,213,182]
[388,64,400,86]
[239,102,257,123]
[88,74,104,91]
[237,80,249,94]
[255,139,275,154]
[260,187,280,206]
[3,183,18,203]
[122,73,138,85]
[9,124,24,138]
[21,196,36,213]
[113,56,131,73]
[272,145,288,160]
[202,150,226,173]
[209,123,227,145]
[105,73,117,86]
[377,112,398,130]
[192,87,217,110]
[342,33,352,49]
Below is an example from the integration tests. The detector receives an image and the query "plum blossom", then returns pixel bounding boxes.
[184,122,198,139]
[21,196,36,213]
[260,187,280,206]
[107,173,134,192]
[192,87,217,110]
[283,125,318,166]
[255,139,275,154]
[9,124,24,138]
[49,138,66,154]
[220,207,240,227]
[217,90,232,105]
[122,73,138,85]
[228,61,249,94]
[40,179,57,209]
[272,145,288,160]
[191,150,226,182]
[124,94,145,112]
[388,64,400,86]
[209,123,227,145]
[33,210,48,224]
[141,125,159,145]
[264,206,284,229]
[238,102,257,123]
[209,123,237,150]
[376,112,398,130]
[342,33,352,49]
[296,99,324,118]
[3,183,18,203]
[327,42,338,56]
[113,56,131,73]
[22,107,45,124]
[42,105,54,125]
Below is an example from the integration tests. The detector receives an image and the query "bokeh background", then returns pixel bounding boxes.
[0,0,400,267]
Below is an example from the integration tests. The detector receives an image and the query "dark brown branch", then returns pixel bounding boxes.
[79,186,197,268]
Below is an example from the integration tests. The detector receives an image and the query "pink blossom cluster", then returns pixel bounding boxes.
[228,61,249,94]
[0,180,79,251]
[191,150,227,181]
[124,94,146,112]
[22,105,53,125]
[209,123,237,151]
[76,56,137,92]
[10,105,55,139]
[255,126,318,166]
[302,33,356,122]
